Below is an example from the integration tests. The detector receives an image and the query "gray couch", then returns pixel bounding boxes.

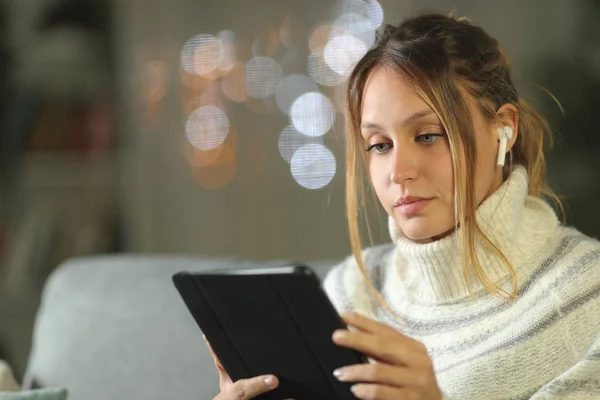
[22,255,340,400]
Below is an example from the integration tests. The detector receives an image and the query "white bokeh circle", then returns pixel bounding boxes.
[290,143,336,190]
[290,92,335,137]
[185,105,230,151]
[245,56,283,99]
[324,34,368,76]
[275,74,319,115]
[278,125,323,163]
[333,13,376,47]
[307,50,344,87]
[338,0,369,16]
[181,34,224,76]
[367,0,384,30]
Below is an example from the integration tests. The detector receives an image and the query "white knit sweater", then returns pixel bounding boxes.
[324,166,600,399]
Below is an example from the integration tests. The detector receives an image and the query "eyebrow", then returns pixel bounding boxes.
[360,109,435,131]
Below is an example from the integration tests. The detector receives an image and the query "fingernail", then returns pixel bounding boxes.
[202,334,206,341]
[264,375,275,386]
[350,384,359,394]
[332,330,347,341]
[333,368,346,380]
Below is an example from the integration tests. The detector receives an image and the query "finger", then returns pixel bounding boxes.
[203,335,232,388]
[332,329,429,369]
[343,312,413,343]
[342,312,429,362]
[349,383,416,400]
[334,362,433,388]
[203,336,227,372]
[216,375,279,400]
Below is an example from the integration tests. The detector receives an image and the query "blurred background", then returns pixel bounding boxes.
[0,0,598,382]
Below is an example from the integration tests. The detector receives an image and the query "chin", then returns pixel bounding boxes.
[397,219,452,243]
[402,230,436,243]
[398,222,434,242]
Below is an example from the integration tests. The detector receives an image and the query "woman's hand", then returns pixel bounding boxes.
[203,335,281,400]
[332,312,442,400]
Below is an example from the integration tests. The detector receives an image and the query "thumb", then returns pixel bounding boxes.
[203,335,231,389]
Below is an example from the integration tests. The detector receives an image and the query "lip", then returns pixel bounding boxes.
[394,196,433,216]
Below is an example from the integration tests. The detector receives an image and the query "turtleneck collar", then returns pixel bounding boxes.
[386,166,560,305]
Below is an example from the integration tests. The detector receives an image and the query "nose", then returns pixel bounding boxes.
[389,146,418,184]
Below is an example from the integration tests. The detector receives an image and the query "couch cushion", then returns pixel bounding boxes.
[23,255,339,400]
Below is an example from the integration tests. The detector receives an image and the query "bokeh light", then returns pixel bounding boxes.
[290,92,335,137]
[198,81,224,106]
[278,125,324,163]
[221,61,247,102]
[178,2,385,190]
[324,33,368,76]
[275,74,319,115]
[309,24,340,53]
[183,126,238,168]
[144,60,167,102]
[366,0,384,30]
[307,48,344,87]
[339,0,369,15]
[185,105,229,151]
[181,81,225,125]
[194,36,224,75]
[217,30,237,73]
[180,65,214,90]
[188,126,237,189]
[245,56,283,99]
[333,13,375,47]
[181,92,224,135]
[181,34,224,76]
[191,153,236,189]
[279,17,292,47]
[290,143,336,190]
[187,143,224,167]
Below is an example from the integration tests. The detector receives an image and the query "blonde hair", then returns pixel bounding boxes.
[344,13,561,320]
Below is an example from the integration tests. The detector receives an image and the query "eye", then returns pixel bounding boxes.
[416,133,445,144]
[366,142,392,154]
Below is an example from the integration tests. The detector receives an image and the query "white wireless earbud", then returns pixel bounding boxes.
[496,126,513,167]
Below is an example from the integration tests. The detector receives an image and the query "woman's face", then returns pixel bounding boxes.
[360,67,509,243]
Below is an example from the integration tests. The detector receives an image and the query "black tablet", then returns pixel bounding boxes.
[172,265,368,400]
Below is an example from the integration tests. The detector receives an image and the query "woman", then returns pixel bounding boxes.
[208,12,600,400]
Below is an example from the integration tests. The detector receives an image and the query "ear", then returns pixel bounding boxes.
[496,103,519,150]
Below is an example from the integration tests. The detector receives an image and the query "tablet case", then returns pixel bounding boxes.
[172,266,367,400]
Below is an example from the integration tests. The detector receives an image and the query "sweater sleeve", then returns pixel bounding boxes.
[528,332,600,399]
[529,253,600,400]
[323,245,394,316]
[323,257,351,315]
